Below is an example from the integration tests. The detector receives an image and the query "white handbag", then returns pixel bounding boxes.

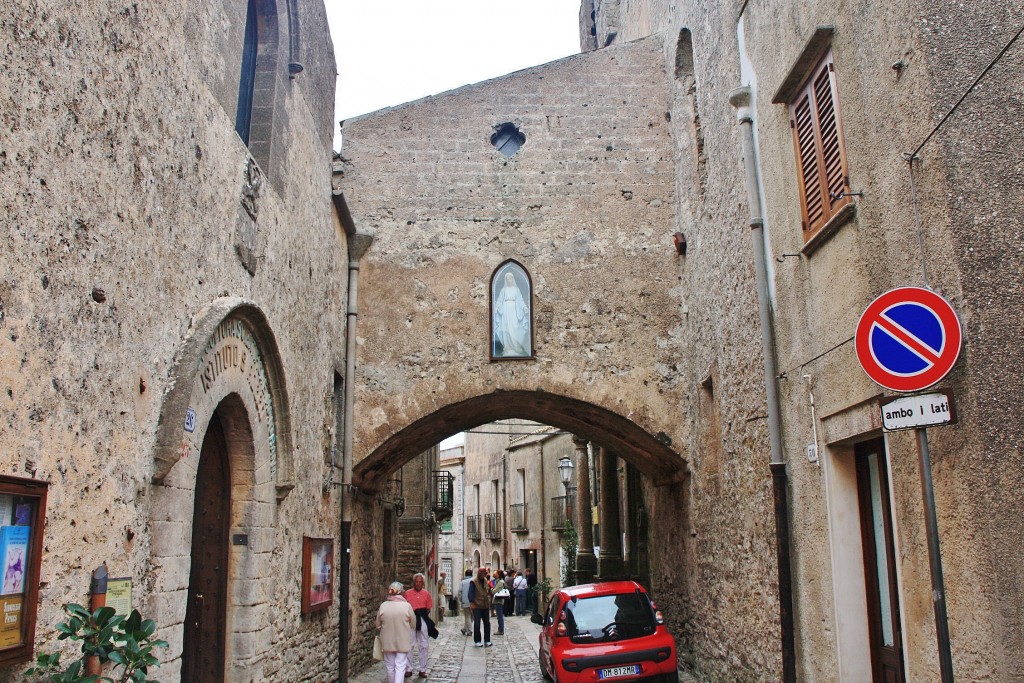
[372,635,383,661]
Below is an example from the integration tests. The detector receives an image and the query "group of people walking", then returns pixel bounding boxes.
[457,567,535,645]
[374,573,437,682]
[374,567,537,682]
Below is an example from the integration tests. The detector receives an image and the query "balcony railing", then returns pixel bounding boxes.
[550,494,575,531]
[467,514,481,540]
[432,470,455,522]
[510,503,527,532]
[484,512,502,540]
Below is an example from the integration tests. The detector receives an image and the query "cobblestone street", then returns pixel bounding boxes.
[350,611,546,683]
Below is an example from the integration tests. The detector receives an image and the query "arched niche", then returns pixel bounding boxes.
[490,259,534,360]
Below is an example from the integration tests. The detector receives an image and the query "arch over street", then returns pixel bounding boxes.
[353,390,686,493]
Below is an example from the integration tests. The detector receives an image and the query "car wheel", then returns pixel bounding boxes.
[657,672,680,683]
[539,652,553,681]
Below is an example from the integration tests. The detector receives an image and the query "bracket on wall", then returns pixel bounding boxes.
[829,190,864,201]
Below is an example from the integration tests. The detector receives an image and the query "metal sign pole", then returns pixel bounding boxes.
[915,427,955,682]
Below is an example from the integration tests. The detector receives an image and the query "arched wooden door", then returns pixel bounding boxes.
[182,411,231,682]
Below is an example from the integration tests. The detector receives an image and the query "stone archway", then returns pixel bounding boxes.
[354,390,685,493]
[149,299,291,681]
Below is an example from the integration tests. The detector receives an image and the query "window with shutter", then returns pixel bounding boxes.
[788,50,851,240]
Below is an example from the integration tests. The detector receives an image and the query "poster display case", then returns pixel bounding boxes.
[0,475,48,665]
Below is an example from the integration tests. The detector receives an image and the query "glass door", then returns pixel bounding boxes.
[855,439,906,683]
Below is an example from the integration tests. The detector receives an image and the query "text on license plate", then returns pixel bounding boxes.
[598,665,641,679]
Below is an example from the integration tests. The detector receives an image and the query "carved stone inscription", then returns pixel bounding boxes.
[193,318,278,475]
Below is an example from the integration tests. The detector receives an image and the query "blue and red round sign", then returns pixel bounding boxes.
[855,287,962,392]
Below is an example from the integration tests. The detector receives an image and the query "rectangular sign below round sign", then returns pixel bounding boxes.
[880,391,957,432]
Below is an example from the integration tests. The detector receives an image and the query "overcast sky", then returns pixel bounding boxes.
[325,0,583,150]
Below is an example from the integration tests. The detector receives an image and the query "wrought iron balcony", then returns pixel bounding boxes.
[550,494,576,531]
[484,512,502,540]
[510,503,527,532]
[432,470,455,522]
[467,514,481,540]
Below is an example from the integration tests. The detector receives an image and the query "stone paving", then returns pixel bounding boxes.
[348,610,544,683]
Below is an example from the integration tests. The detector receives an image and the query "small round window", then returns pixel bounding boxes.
[491,123,525,157]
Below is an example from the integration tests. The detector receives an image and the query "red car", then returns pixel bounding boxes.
[533,580,679,683]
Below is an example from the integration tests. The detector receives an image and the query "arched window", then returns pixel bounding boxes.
[236,0,258,145]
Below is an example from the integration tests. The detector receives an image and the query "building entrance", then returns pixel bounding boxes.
[182,410,231,682]
[855,438,906,683]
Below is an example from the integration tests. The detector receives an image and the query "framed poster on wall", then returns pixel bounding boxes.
[301,537,334,615]
[0,475,48,665]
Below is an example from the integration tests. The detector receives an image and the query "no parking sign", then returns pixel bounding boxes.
[855,287,962,392]
[857,286,962,683]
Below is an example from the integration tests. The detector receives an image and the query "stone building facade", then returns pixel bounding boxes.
[339,1,1024,682]
[394,446,442,604]
[1,0,350,680]
[587,0,1024,681]
[437,443,466,601]
[5,0,1022,680]
[461,422,573,588]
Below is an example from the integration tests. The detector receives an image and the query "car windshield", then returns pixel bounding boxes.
[563,591,656,643]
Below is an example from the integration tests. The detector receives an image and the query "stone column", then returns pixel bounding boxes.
[572,437,597,584]
[597,446,624,578]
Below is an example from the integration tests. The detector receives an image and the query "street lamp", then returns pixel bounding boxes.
[558,456,574,493]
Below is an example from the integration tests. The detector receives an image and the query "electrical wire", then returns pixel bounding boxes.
[907,22,1024,159]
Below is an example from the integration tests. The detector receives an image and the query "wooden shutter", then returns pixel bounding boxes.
[789,51,850,239]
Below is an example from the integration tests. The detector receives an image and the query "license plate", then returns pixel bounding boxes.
[598,665,641,679]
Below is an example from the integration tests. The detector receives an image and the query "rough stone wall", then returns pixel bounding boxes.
[598,0,1024,679]
[396,448,436,586]
[338,25,781,679]
[0,0,346,680]
[648,2,785,679]
[339,35,685,477]
[909,4,1024,675]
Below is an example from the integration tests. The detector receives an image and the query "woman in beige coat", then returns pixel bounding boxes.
[375,581,416,683]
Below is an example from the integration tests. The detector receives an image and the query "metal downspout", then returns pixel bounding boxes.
[538,441,546,585]
[339,230,374,682]
[728,86,796,683]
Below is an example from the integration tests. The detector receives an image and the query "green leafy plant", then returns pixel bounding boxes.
[560,522,578,587]
[25,603,167,683]
[533,577,553,611]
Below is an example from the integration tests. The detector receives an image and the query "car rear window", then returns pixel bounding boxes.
[563,591,656,643]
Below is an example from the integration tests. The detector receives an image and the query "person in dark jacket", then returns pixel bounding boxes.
[468,567,492,647]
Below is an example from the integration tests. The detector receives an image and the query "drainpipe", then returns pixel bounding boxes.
[537,441,546,586]
[339,229,375,682]
[728,86,795,683]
